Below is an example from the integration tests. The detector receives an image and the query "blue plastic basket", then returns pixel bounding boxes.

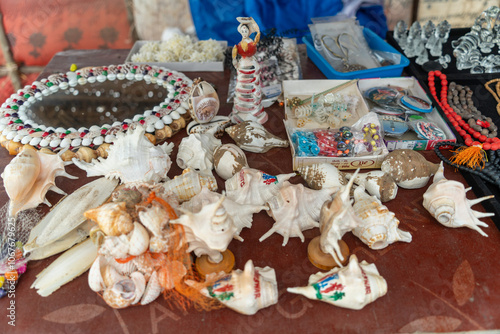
[303,28,410,79]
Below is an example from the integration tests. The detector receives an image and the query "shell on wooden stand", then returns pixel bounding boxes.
[225,121,289,153]
[422,162,494,236]
[287,255,387,310]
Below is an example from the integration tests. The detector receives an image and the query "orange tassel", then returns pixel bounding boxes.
[450,145,487,169]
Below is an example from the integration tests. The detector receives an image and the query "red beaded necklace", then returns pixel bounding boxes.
[427,70,500,151]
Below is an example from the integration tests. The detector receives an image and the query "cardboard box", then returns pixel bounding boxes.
[126,40,227,72]
[283,79,389,170]
[358,77,457,151]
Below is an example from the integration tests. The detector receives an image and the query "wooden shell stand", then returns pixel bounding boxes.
[308,236,349,270]
[195,249,235,278]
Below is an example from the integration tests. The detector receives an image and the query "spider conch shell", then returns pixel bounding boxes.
[422,162,494,236]
[177,133,222,174]
[225,168,296,206]
[352,186,411,249]
[73,125,174,184]
[163,168,217,202]
[213,144,249,180]
[381,149,439,189]
[225,121,289,153]
[171,194,238,263]
[181,187,265,238]
[345,170,398,202]
[297,163,347,190]
[287,255,387,310]
[260,182,338,246]
[1,147,77,217]
[320,169,363,267]
[192,260,278,315]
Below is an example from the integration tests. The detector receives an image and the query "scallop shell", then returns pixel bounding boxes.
[176,133,221,173]
[287,255,387,310]
[141,270,163,305]
[345,170,398,202]
[171,195,238,263]
[422,162,494,236]
[260,182,338,246]
[297,163,347,190]
[225,168,296,206]
[213,144,249,180]
[194,260,278,315]
[1,147,77,217]
[73,125,174,184]
[352,186,411,249]
[84,202,134,236]
[381,149,439,189]
[163,168,218,202]
[319,169,364,267]
[225,121,289,153]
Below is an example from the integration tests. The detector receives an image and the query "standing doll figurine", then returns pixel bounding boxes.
[230,17,268,124]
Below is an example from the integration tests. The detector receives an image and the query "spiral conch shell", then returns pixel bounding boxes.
[423,162,494,236]
[225,168,296,206]
[297,163,347,190]
[225,121,289,153]
[176,133,222,173]
[191,260,278,315]
[163,168,217,202]
[73,125,174,184]
[287,255,387,310]
[84,202,134,236]
[352,186,411,249]
[1,147,77,217]
[260,182,338,246]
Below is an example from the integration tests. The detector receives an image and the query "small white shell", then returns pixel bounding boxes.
[141,270,163,305]
[128,222,150,256]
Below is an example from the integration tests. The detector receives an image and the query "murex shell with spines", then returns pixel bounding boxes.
[225,120,289,153]
[423,162,494,236]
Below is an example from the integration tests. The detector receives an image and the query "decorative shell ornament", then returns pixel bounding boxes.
[225,121,289,153]
[192,260,278,315]
[176,133,221,173]
[187,115,231,138]
[287,255,387,310]
[171,194,238,263]
[345,170,398,202]
[260,182,338,246]
[320,169,363,267]
[422,162,494,236]
[73,125,174,184]
[163,168,218,202]
[352,186,412,249]
[188,80,220,123]
[1,147,77,217]
[225,168,296,206]
[381,149,439,189]
[297,163,348,190]
[213,144,249,180]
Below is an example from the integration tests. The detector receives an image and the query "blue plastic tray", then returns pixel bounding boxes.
[303,28,410,79]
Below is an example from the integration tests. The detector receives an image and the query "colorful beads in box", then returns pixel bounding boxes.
[291,127,355,157]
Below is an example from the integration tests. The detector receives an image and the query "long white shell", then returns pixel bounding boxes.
[345,170,398,202]
[225,121,289,153]
[163,168,217,202]
[195,260,278,315]
[213,144,249,180]
[1,148,77,217]
[141,270,163,305]
[176,133,221,173]
[225,168,296,206]
[260,182,338,246]
[128,222,150,256]
[297,163,347,190]
[422,162,494,236]
[287,255,387,310]
[352,186,411,249]
[73,125,174,184]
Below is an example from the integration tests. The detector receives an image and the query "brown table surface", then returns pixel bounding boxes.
[1,49,500,334]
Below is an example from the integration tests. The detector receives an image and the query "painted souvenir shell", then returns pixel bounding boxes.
[422,162,494,236]
[288,255,387,310]
[213,144,249,180]
[177,133,221,173]
[187,116,231,138]
[381,149,439,189]
[189,81,220,123]
[225,121,289,153]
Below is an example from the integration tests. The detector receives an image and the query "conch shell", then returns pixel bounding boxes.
[225,168,296,206]
[213,144,249,180]
[260,182,338,246]
[163,168,217,202]
[345,170,398,202]
[352,186,411,249]
[287,255,387,310]
[422,162,494,236]
[73,125,174,184]
[297,163,348,190]
[84,202,134,236]
[192,260,278,315]
[225,121,289,153]
[176,133,221,174]
[1,147,77,217]
[381,149,439,189]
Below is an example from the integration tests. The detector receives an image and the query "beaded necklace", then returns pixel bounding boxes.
[427,70,500,151]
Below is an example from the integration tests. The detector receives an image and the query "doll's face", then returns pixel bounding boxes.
[239,24,250,38]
